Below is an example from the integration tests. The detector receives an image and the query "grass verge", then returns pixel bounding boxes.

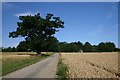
[2,52,54,76]
[56,58,69,80]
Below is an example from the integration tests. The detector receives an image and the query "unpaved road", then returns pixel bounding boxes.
[3,53,60,78]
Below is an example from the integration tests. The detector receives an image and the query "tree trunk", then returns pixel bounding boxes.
[36,51,41,55]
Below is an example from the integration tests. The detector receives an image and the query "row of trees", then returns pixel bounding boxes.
[48,41,119,52]
[6,13,119,54]
[2,40,120,52]
[2,47,17,52]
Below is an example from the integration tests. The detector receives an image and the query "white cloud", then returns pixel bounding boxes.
[14,12,38,17]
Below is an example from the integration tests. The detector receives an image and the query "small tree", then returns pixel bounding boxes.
[83,42,92,52]
[9,13,64,54]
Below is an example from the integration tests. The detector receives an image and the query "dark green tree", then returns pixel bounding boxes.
[83,42,92,52]
[97,42,105,52]
[77,41,83,50]
[114,48,120,52]
[5,47,12,52]
[72,41,83,51]
[11,47,17,52]
[9,13,64,54]
[97,42,116,52]
[17,41,30,52]
[106,42,116,52]
[57,42,67,52]
[68,43,79,52]
[2,47,17,52]
[42,36,59,52]
[57,42,81,52]
[92,45,98,52]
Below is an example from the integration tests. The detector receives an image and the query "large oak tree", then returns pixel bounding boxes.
[9,13,64,54]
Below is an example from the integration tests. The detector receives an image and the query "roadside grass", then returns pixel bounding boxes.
[2,52,54,76]
[56,58,69,80]
[0,59,2,77]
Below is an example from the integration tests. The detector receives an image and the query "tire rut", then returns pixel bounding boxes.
[85,61,119,78]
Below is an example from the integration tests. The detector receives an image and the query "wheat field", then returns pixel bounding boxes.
[61,52,119,78]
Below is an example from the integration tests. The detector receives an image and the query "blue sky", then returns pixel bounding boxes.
[2,2,118,47]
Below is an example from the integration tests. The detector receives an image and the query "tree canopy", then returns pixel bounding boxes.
[97,42,116,52]
[83,42,92,52]
[9,13,64,54]
[17,41,30,52]
[2,41,119,52]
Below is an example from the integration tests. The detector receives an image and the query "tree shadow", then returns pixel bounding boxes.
[17,53,50,57]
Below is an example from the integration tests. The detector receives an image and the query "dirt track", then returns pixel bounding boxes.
[3,53,60,78]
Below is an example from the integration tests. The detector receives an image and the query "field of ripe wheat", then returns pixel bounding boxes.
[61,52,119,78]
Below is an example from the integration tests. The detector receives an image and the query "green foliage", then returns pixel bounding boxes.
[72,41,83,50]
[114,48,120,52]
[57,41,83,52]
[97,42,116,52]
[92,45,98,52]
[56,59,69,80]
[9,13,64,54]
[17,41,30,52]
[83,42,92,52]
[2,41,118,52]
[2,47,17,52]
[56,41,117,52]
[41,36,59,52]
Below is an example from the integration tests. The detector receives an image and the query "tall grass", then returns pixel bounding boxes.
[56,58,69,80]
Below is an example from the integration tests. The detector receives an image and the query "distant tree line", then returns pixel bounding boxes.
[2,47,17,52]
[2,39,120,52]
[7,13,119,54]
[7,13,120,54]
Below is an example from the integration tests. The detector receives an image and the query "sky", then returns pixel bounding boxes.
[2,2,118,47]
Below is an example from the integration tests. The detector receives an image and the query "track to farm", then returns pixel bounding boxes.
[3,53,60,78]
[61,52,119,78]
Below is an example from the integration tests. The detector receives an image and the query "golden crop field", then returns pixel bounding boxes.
[2,52,34,59]
[61,52,119,78]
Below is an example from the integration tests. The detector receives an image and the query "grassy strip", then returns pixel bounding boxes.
[2,52,54,75]
[56,58,69,80]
